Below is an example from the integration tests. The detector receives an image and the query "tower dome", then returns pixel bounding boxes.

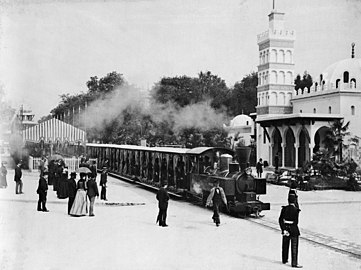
[321,58,361,90]
[230,114,252,128]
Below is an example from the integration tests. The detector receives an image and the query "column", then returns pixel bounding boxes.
[294,143,299,169]
[281,143,286,168]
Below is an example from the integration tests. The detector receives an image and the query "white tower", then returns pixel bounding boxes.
[256,6,295,116]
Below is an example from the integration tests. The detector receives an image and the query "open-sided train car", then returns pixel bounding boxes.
[86,143,270,217]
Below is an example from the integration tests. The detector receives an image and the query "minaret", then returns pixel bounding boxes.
[256,3,296,116]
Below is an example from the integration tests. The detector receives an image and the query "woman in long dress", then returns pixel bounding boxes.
[69,173,87,216]
[0,162,7,188]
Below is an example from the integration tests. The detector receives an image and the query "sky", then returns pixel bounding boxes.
[1,0,361,120]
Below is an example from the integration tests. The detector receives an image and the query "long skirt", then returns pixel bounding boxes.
[0,175,7,188]
[69,189,87,216]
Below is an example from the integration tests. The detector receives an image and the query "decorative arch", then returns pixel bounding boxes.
[270,92,277,105]
[279,71,285,84]
[286,71,293,84]
[298,128,310,167]
[279,49,285,63]
[314,126,331,153]
[271,49,277,62]
[343,71,349,83]
[271,70,278,83]
[271,128,282,166]
[279,92,286,105]
[350,78,356,88]
[284,128,295,167]
[285,50,292,63]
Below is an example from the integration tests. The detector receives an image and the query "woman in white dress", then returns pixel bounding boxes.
[69,173,87,216]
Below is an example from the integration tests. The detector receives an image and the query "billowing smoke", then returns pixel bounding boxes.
[81,84,228,136]
[81,84,142,130]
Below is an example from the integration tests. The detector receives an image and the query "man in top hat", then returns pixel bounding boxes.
[14,161,23,194]
[67,172,77,215]
[87,174,99,217]
[99,167,108,201]
[156,183,170,227]
[278,193,302,268]
[36,173,49,212]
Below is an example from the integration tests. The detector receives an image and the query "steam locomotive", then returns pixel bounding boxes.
[86,143,270,217]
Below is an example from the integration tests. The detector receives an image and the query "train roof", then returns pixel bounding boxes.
[86,143,190,154]
[186,147,234,156]
[86,143,234,156]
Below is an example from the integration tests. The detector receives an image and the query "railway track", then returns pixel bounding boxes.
[109,172,361,259]
[248,216,361,259]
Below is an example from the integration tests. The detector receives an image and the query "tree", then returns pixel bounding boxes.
[294,71,313,94]
[323,119,350,162]
[229,72,258,115]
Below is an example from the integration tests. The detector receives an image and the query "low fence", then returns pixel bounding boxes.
[29,156,97,173]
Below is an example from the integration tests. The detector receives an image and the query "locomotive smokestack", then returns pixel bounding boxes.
[235,146,251,171]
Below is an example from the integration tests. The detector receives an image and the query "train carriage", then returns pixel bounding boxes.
[86,143,270,217]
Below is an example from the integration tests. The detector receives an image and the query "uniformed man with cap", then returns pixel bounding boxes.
[278,193,302,268]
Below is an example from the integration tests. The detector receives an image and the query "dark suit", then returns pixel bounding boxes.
[99,172,108,200]
[87,178,99,216]
[14,165,23,194]
[279,204,301,267]
[67,177,77,214]
[37,176,48,211]
[156,187,169,226]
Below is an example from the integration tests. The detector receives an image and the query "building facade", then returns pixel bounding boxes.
[255,7,361,169]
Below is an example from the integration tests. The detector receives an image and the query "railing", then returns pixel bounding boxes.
[29,156,97,172]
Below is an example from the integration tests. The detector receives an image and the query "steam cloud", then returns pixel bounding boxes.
[81,84,228,137]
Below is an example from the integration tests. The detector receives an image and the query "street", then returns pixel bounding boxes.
[0,170,360,270]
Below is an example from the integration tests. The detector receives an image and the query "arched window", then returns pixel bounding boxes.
[313,108,317,114]
[336,79,340,89]
[300,110,302,113]
[351,105,355,115]
[343,71,349,83]
[350,78,356,88]
[246,121,249,125]
[328,106,332,114]
[315,82,318,91]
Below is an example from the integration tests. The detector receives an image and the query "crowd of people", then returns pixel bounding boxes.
[32,157,108,217]
[0,156,302,268]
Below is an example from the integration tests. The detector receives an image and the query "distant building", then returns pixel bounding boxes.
[224,114,254,148]
[254,6,361,168]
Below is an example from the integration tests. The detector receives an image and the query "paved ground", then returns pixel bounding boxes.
[0,170,361,270]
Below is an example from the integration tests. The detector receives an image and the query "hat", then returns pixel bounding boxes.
[288,194,296,204]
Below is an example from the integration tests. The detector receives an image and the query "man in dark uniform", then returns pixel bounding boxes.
[156,184,170,227]
[99,167,108,201]
[279,194,302,268]
[67,172,77,215]
[37,174,49,212]
[14,162,23,194]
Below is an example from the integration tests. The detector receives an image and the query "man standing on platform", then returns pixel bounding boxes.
[67,172,77,215]
[206,179,227,227]
[86,175,99,217]
[99,167,108,201]
[14,162,23,194]
[279,194,302,268]
[37,174,49,212]
[156,183,169,227]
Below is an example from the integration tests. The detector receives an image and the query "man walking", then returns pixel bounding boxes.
[14,162,23,194]
[37,174,49,212]
[86,175,99,217]
[156,184,170,227]
[206,179,227,227]
[279,194,302,268]
[99,167,108,201]
[67,172,77,215]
